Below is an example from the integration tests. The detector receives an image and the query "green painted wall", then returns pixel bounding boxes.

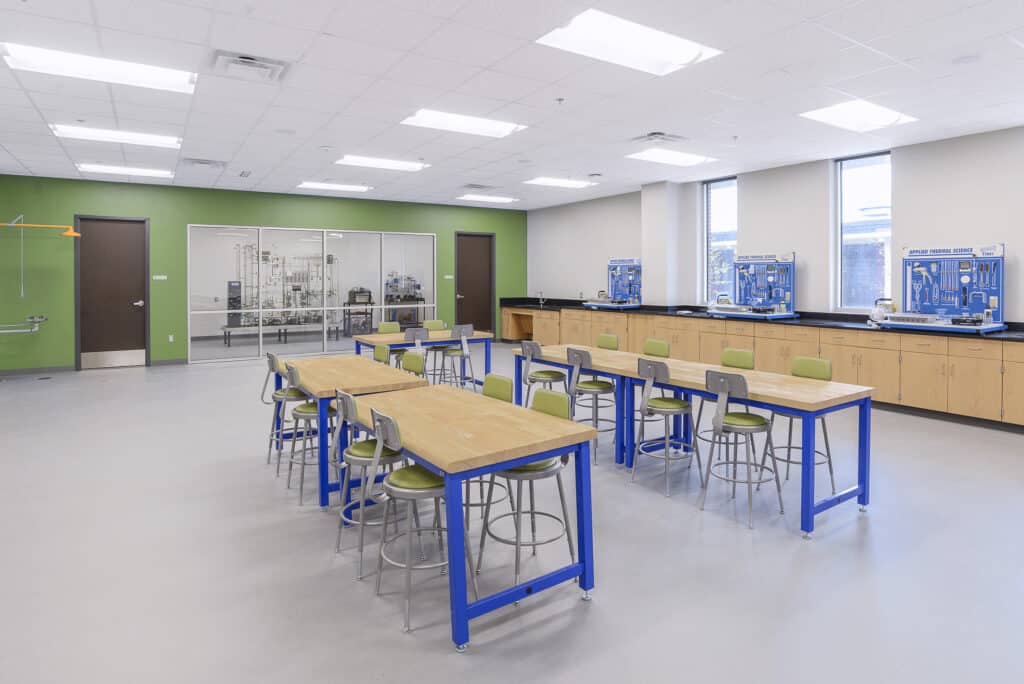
[0,174,526,372]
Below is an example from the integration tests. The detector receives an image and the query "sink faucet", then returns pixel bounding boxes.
[537,291,546,308]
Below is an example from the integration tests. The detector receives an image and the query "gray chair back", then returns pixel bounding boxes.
[566,347,592,395]
[284,363,307,399]
[404,327,429,342]
[637,358,670,413]
[331,390,358,467]
[521,340,541,377]
[452,324,473,354]
[260,352,282,404]
[361,408,403,501]
[705,370,749,434]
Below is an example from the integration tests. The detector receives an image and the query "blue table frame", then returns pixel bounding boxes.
[353,336,492,386]
[515,354,871,535]
[352,418,594,651]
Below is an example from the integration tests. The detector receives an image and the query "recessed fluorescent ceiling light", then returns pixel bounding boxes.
[2,43,197,94]
[335,155,429,171]
[51,124,181,149]
[401,109,526,138]
[77,163,173,178]
[298,181,372,193]
[524,176,597,188]
[626,148,716,167]
[536,9,721,76]
[799,99,918,133]
[456,194,520,204]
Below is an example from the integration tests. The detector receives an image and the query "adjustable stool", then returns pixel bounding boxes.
[567,347,615,464]
[520,340,567,407]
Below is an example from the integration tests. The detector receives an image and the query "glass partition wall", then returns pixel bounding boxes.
[188,225,436,362]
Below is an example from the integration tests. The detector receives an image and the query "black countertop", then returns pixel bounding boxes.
[500,298,1024,341]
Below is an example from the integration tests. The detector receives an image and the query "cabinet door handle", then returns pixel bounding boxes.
[949,363,955,378]
[967,346,982,352]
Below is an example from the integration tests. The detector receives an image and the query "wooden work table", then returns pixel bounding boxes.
[522,344,873,412]
[355,384,596,474]
[352,330,494,346]
[280,355,428,398]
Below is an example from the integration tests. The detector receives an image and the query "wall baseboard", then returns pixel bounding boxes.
[0,365,75,378]
[151,358,187,366]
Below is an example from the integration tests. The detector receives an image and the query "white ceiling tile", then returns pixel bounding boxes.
[99,29,210,72]
[341,97,417,122]
[193,75,279,105]
[0,65,20,89]
[283,64,375,96]
[425,91,507,117]
[0,0,95,22]
[110,84,193,110]
[383,54,481,90]
[413,21,526,67]
[179,137,241,160]
[451,1,586,41]
[215,0,337,31]
[358,79,446,108]
[114,102,190,126]
[553,61,657,97]
[0,103,42,122]
[0,86,36,108]
[93,0,212,43]
[0,118,50,135]
[323,2,446,51]
[122,146,180,166]
[456,69,545,101]
[14,71,112,100]
[384,0,471,19]
[868,1,1024,62]
[208,12,317,62]
[814,0,970,44]
[829,64,925,98]
[490,43,590,83]
[31,92,116,116]
[251,106,331,137]
[301,35,407,76]
[0,9,101,53]
[271,87,351,114]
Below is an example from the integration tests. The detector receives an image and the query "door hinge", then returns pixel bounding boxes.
[1001,408,1005,418]
[897,392,902,401]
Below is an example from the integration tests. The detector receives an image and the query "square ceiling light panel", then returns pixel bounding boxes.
[524,176,597,188]
[335,155,429,171]
[401,109,526,138]
[626,148,717,166]
[799,99,918,133]
[298,181,372,192]
[456,193,520,203]
[2,43,197,94]
[536,9,722,76]
[51,125,181,149]
[77,163,174,178]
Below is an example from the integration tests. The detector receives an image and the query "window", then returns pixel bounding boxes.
[837,153,891,309]
[704,177,738,302]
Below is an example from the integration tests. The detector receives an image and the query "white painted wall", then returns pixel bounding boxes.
[526,125,1024,320]
[892,127,1024,321]
[640,182,680,306]
[737,160,833,312]
[526,192,641,299]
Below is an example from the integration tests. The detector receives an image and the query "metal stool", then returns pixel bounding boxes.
[261,352,306,465]
[694,347,756,446]
[371,409,478,632]
[457,374,516,528]
[761,357,837,495]
[520,340,568,406]
[698,370,784,529]
[477,390,576,589]
[282,364,337,505]
[400,328,429,379]
[423,319,453,383]
[332,391,405,578]
[442,324,478,391]
[630,358,702,496]
[567,347,615,464]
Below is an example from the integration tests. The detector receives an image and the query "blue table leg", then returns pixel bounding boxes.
[484,338,492,375]
[800,413,816,534]
[354,341,361,356]
[443,475,470,650]
[672,389,683,440]
[614,376,625,465]
[682,391,693,452]
[460,356,467,387]
[575,441,595,594]
[514,355,523,405]
[274,372,284,451]
[318,397,330,508]
[857,398,871,506]
[624,378,636,469]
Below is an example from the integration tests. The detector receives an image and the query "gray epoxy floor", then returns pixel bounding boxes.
[2,343,1023,683]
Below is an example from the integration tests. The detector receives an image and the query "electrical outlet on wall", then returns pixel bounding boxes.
[168,334,174,343]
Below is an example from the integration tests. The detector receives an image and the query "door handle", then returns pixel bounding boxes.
[456,294,465,300]
[132,300,145,307]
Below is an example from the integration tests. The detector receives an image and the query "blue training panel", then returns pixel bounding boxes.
[732,252,797,317]
[607,258,642,304]
[900,245,1005,323]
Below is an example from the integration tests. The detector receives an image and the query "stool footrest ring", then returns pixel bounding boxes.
[483,510,567,548]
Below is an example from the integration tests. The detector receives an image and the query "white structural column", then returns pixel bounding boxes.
[640,181,680,306]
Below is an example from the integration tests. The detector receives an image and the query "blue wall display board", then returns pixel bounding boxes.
[607,258,642,304]
[885,244,1006,333]
[722,252,798,319]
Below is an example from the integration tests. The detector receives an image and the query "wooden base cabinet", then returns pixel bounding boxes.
[948,356,1002,421]
[818,344,859,385]
[858,347,900,404]
[653,322,699,362]
[532,310,561,346]
[559,310,591,346]
[899,351,948,412]
[590,311,628,349]
[1003,361,1024,425]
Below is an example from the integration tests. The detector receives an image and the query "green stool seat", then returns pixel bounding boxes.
[648,396,691,411]
[345,438,401,460]
[385,464,443,490]
[577,379,614,392]
[529,369,566,381]
[723,412,767,428]
[443,347,466,357]
[273,387,307,401]
[509,457,559,473]
[293,402,337,416]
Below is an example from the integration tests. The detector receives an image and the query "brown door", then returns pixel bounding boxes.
[455,233,494,332]
[77,217,148,369]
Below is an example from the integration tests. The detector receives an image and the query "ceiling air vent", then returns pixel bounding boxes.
[462,183,495,190]
[182,158,226,170]
[212,51,287,83]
